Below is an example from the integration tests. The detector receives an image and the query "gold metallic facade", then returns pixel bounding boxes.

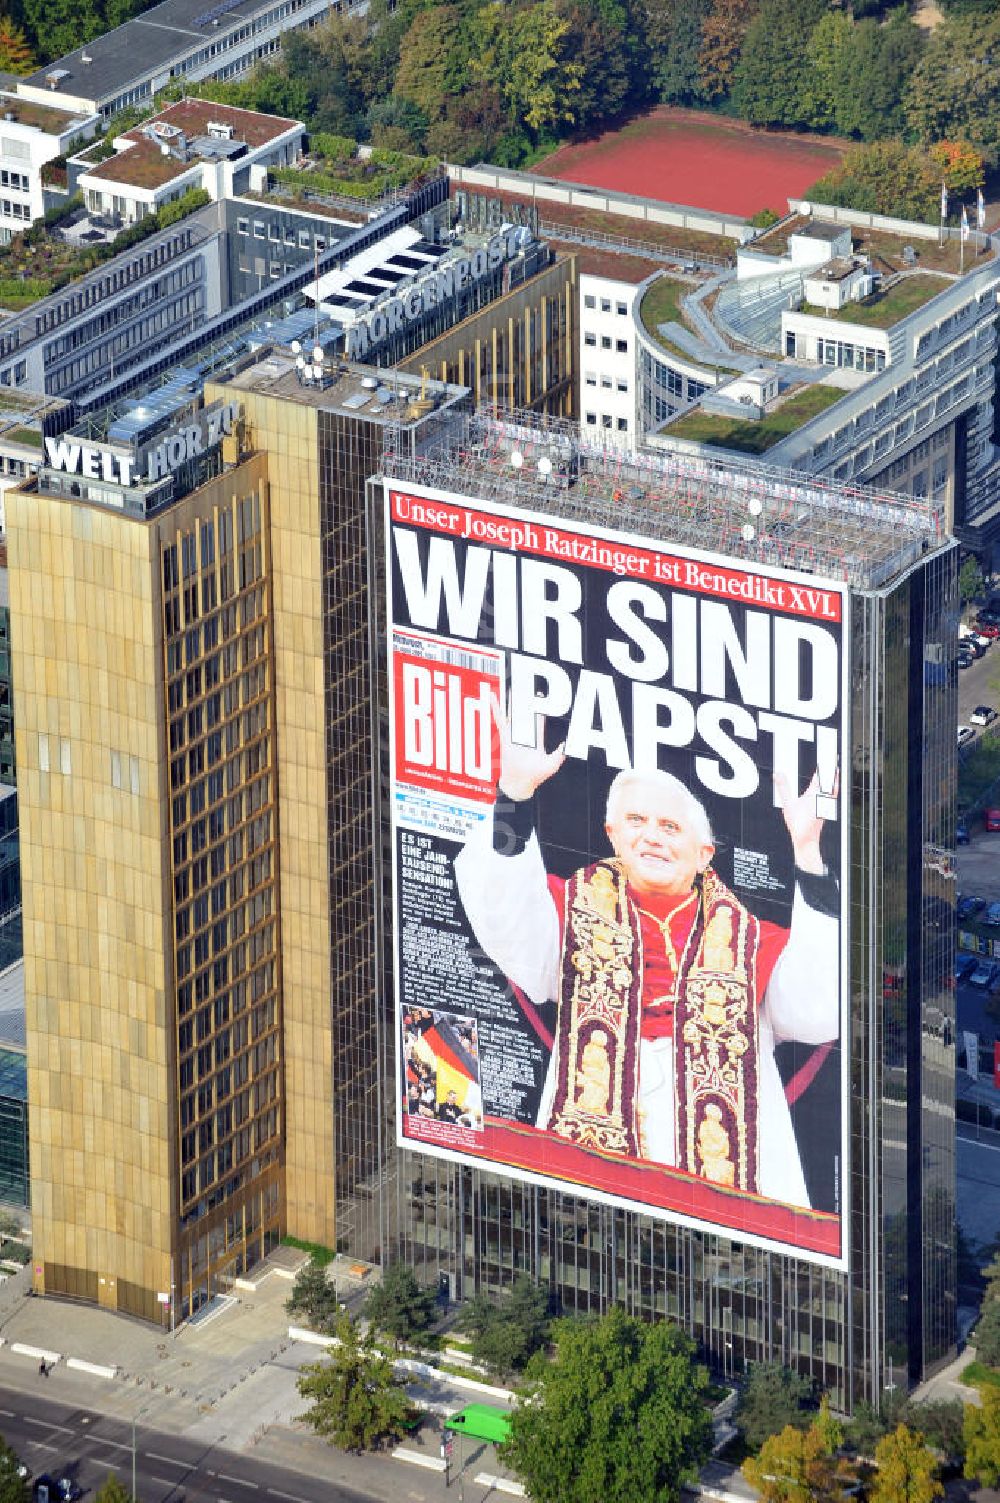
[399,256,577,418]
[9,454,286,1321]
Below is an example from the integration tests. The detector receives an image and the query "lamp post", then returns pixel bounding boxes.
[131,1404,150,1502]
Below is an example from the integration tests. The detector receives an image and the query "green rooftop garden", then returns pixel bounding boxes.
[666,383,844,455]
[1,426,42,449]
[800,273,952,329]
[273,136,439,202]
[639,277,740,373]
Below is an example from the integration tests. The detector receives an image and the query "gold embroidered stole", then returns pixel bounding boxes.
[546,861,760,1192]
[674,868,760,1192]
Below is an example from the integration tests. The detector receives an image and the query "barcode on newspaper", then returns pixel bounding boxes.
[394,632,500,677]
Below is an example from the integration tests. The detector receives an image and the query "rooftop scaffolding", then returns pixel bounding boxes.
[383,407,947,594]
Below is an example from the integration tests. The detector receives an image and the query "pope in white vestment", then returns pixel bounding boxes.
[454,706,840,1212]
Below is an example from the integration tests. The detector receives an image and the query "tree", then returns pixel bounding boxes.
[959,555,985,605]
[975,1298,1000,1367]
[929,140,985,193]
[0,1437,28,1503]
[743,1421,844,1503]
[735,1362,814,1451]
[363,1262,437,1347]
[832,12,925,142]
[966,1388,1000,1487]
[642,0,709,104]
[297,1314,415,1453]
[0,18,34,73]
[471,1,584,135]
[730,0,826,127]
[502,1307,713,1503]
[94,1479,137,1503]
[698,0,760,101]
[906,1401,965,1464]
[554,0,636,133]
[393,6,470,121]
[804,11,854,131]
[285,1256,340,1333]
[904,14,1000,160]
[807,141,940,222]
[870,1425,943,1503]
[458,1274,551,1377]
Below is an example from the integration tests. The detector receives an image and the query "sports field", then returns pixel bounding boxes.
[534,107,846,218]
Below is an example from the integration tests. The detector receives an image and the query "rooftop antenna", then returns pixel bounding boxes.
[313,238,320,351]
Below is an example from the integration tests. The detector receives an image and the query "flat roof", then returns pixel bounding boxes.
[792,220,846,242]
[383,407,942,592]
[123,99,299,150]
[22,0,288,105]
[800,273,953,329]
[0,91,89,133]
[219,353,469,422]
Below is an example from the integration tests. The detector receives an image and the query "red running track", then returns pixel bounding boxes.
[534,108,846,218]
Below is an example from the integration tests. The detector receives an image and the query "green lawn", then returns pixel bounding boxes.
[666,383,844,454]
[2,426,41,449]
[639,278,740,372]
[801,274,951,329]
[958,731,1000,811]
[960,1360,1000,1390]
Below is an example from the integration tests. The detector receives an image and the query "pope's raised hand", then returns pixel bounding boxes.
[773,766,838,876]
[492,692,565,802]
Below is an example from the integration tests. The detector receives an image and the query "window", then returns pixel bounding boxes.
[585,411,597,426]
[617,379,628,392]
[585,372,597,387]
[617,417,628,432]
[601,298,611,312]
[60,738,72,775]
[584,294,596,309]
[601,375,612,389]
[602,414,613,429]
[38,734,49,773]
[616,301,627,316]
[601,336,611,350]
[584,333,596,347]
[616,339,628,353]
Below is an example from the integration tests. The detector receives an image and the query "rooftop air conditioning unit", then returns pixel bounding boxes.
[207,121,234,140]
[81,53,93,64]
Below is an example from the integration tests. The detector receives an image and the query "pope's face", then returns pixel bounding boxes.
[605,782,714,900]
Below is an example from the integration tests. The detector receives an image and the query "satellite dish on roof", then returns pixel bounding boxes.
[800,202,811,216]
[510,449,524,470]
[538,456,552,477]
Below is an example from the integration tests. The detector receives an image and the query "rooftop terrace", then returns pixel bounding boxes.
[799,273,953,329]
[0,92,90,134]
[384,408,944,592]
[662,382,845,455]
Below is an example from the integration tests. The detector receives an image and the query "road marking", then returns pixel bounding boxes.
[92,1460,120,1471]
[28,1442,58,1453]
[96,1439,131,1451]
[152,1479,177,1489]
[0,1409,13,1417]
[267,1490,311,1503]
[23,1417,73,1432]
[219,1476,258,1490]
[145,1452,186,1467]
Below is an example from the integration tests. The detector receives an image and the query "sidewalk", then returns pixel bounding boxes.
[0,1259,524,1503]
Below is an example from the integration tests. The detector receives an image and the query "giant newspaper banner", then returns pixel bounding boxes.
[386,481,849,1266]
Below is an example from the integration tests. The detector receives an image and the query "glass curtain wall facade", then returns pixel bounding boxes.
[348,477,957,1409]
[161,461,285,1315]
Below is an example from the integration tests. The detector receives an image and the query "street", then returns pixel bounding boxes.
[0,1386,371,1503]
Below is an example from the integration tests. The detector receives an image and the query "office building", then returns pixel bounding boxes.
[0,93,100,246]
[365,412,957,1409]
[12,0,362,124]
[7,359,467,1320]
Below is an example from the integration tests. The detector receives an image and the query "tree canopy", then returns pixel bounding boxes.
[870,1425,943,1503]
[502,1307,713,1503]
[735,1362,814,1451]
[458,1274,551,1377]
[94,1479,137,1503]
[0,1438,28,1503]
[363,1262,437,1347]
[743,1420,844,1503]
[297,1313,415,1452]
[966,1388,1000,1488]
[285,1256,340,1333]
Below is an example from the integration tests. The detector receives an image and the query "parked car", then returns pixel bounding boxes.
[968,962,996,988]
[985,808,1000,831]
[971,705,997,726]
[955,952,978,981]
[958,654,975,670]
[958,895,981,919]
[986,902,1000,926]
[959,726,976,747]
[977,622,1000,639]
[957,817,971,845]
